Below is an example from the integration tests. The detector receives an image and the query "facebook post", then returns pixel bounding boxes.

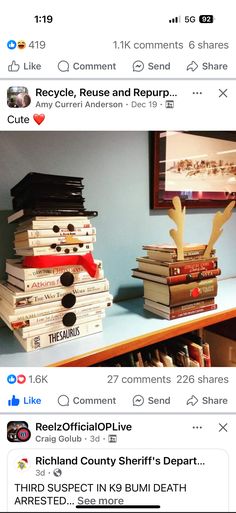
[0,1,236,512]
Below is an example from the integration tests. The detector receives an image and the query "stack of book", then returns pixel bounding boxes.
[96,331,211,368]
[132,243,220,319]
[0,173,112,351]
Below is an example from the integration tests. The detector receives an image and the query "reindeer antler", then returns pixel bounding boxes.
[168,196,186,260]
[204,200,235,258]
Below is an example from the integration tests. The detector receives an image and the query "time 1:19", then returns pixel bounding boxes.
[34,15,53,23]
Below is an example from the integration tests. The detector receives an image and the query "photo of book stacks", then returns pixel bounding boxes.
[95,331,212,367]
[132,196,235,320]
[133,244,219,320]
[0,172,112,352]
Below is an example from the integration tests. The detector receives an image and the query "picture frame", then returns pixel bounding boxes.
[151,131,236,209]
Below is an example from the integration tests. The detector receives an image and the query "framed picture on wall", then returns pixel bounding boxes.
[151,131,236,209]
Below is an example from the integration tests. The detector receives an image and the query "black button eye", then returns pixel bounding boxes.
[61,293,76,308]
[79,243,84,248]
[56,246,61,252]
[60,272,74,287]
[62,312,76,327]
[53,225,60,233]
[65,248,70,254]
[73,247,78,252]
[51,243,57,249]
[67,224,74,231]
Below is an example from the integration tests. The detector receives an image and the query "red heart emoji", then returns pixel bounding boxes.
[33,114,45,125]
[17,374,26,384]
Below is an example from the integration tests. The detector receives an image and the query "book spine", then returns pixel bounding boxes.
[203,354,211,367]
[14,235,96,247]
[159,352,174,367]
[6,261,102,280]
[167,268,221,285]
[12,301,111,329]
[169,303,217,319]
[3,292,113,323]
[171,298,214,312]
[189,358,200,367]
[15,243,93,256]
[16,221,92,230]
[147,249,214,261]
[170,278,217,306]
[169,259,217,276]
[203,341,211,367]
[7,279,109,307]
[14,319,103,351]
[20,312,105,337]
[16,227,96,238]
[14,269,105,291]
[188,343,204,367]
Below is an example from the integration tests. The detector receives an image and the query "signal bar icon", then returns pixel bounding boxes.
[169,16,181,23]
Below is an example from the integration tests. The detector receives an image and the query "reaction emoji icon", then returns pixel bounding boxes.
[17,41,26,50]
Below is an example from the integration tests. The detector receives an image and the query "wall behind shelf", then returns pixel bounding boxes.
[0,131,235,301]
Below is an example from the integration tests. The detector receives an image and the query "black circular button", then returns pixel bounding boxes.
[68,224,74,232]
[73,247,78,252]
[65,248,70,254]
[51,243,57,249]
[53,225,60,233]
[60,272,74,287]
[61,293,76,308]
[56,246,61,252]
[79,243,84,248]
[62,312,77,327]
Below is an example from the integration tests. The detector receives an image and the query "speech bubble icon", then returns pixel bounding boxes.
[58,394,69,406]
[132,394,144,406]
[132,60,144,72]
[58,60,69,72]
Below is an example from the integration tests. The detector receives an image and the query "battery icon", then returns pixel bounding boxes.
[199,15,214,23]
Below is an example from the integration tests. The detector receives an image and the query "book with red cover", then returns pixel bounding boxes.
[143,277,217,306]
[137,257,218,277]
[132,267,221,285]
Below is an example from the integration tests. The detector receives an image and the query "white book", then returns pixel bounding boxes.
[14,243,93,256]
[20,311,105,337]
[14,302,110,330]
[15,220,92,231]
[132,268,167,284]
[7,268,105,291]
[0,279,109,307]
[14,235,96,248]
[0,292,113,323]
[8,212,91,224]
[144,304,170,319]
[15,227,96,240]
[14,318,103,352]
[6,259,102,281]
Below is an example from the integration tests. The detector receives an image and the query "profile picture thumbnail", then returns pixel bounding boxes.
[7,86,31,108]
[7,421,31,442]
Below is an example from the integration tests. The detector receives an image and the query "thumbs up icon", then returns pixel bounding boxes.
[8,395,20,406]
[8,60,20,72]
